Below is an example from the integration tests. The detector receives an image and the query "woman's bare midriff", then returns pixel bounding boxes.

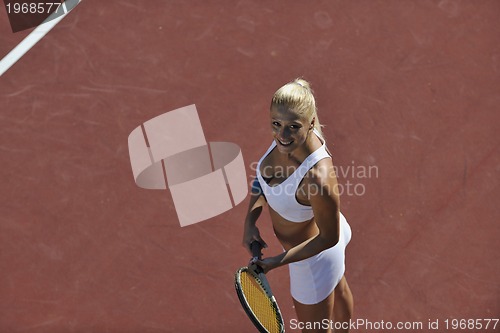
[269,208,320,251]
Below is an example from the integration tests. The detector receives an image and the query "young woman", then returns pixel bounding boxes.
[242,79,353,333]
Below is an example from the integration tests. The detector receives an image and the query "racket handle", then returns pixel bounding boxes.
[250,241,262,259]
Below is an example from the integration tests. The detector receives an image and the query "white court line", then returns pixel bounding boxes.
[0,0,83,77]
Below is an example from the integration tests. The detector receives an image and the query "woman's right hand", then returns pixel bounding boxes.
[242,224,267,255]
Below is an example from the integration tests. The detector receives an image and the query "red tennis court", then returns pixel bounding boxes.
[1,1,498,332]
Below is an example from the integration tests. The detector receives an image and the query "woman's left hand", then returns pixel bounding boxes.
[250,255,283,274]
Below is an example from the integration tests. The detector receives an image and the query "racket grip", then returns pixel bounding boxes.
[250,241,262,259]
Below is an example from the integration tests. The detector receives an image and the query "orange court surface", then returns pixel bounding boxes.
[0,1,499,332]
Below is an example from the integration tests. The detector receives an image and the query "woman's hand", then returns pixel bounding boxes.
[242,224,267,255]
[250,255,283,274]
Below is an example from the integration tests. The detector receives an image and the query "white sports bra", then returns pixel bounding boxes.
[256,129,331,222]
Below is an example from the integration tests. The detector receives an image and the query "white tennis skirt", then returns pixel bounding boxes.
[289,212,352,305]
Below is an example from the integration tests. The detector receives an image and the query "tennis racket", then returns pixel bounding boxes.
[235,241,285,333]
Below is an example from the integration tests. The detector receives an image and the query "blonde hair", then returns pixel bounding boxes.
[270,78,323,136]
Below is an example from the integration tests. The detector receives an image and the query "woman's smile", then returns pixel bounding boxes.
[277,138,293,146]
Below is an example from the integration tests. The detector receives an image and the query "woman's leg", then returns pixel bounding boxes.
[293,291,335,333]
[333,276,353,333]
[292,275,353,333]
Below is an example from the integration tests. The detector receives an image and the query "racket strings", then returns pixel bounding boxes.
[240,271,281,333]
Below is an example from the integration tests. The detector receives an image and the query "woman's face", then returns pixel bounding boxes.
[270,105,312,154]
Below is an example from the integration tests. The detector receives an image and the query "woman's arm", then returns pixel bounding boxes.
[254,159,340,271]
[242,177,268,253]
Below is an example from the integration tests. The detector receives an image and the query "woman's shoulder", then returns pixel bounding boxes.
[303,156,336,187]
